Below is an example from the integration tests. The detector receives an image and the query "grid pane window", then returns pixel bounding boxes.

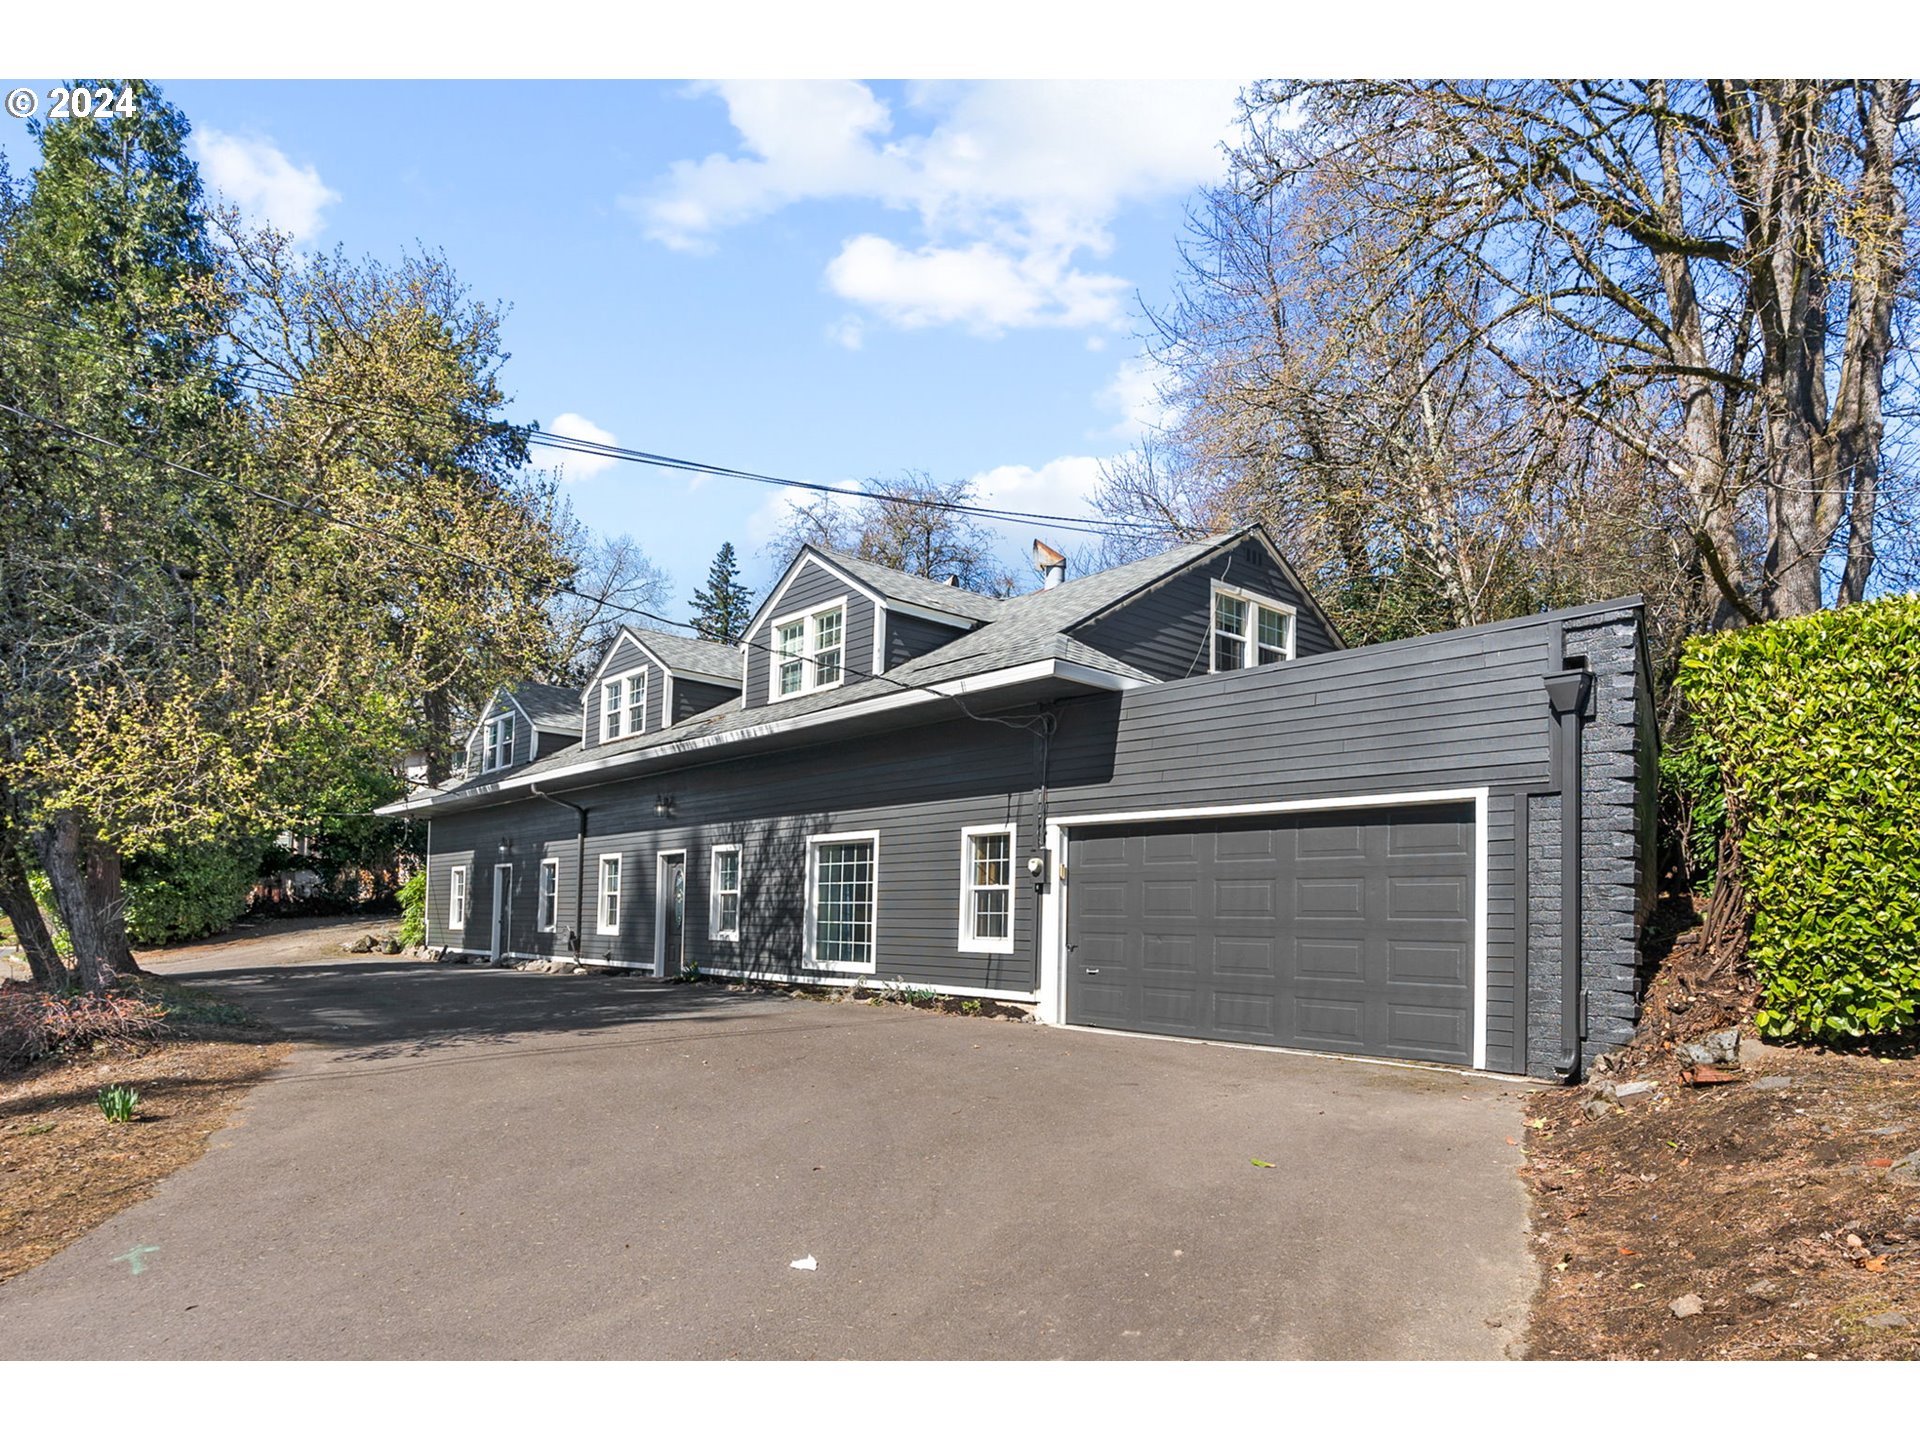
[962,829,1014,948]
[1256,606,1291,665]
[777,621,806,695]
[626,673,646,735]
[483,715,514,771]
[711,848,741,939]
[812,840,875,968]
[1213,592,1248,672]
[449,866,467,927]
[537,861,558,932]
[599,855,621,933]
[812,609,843,685]
[603,680,623,737]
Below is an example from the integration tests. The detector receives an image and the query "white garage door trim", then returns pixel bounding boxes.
[1040,787,1490,1071]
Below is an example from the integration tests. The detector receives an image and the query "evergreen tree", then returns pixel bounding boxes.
[689,543,755,645]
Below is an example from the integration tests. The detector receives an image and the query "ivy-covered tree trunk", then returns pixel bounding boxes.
[0,824,67,988]
[32,809,121,992]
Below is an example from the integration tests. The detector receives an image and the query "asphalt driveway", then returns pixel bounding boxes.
[0,922,1538,1359]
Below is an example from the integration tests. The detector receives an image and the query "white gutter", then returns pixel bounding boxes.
[377,656,1144,816]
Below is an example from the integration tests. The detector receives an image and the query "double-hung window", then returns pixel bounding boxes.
[537,858,559,933]
[773,602,845,699]
[448,865,468,929]
[481,714,514,771]
[710,845,741,941]
[601,669,648,741]
[597,854,622,935]
[806,831,877,972]
[958,824,1016,954]
[1211,583,1296,672]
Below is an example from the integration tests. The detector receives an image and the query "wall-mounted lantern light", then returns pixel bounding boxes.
[655,795,674,819]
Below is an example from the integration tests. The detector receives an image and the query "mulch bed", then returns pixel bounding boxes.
[1523,925,1920,1359]
[0,1032,290,1284]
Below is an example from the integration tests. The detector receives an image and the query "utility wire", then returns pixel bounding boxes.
[0,303,1152,534]
[0,397,1056,736]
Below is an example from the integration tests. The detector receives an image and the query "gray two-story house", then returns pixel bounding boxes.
[381,525,1655,1080]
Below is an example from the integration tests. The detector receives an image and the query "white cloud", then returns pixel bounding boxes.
[826,314,866,350]
[190,127,339,243]
[545,412,618,481]
[632,80,1243,337]
[970,454,1107,521]
[1098,353,1178,441]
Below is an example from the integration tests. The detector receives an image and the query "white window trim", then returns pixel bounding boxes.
[768,598,848,703]
[597,853,623,936]
[448,864,467,929]
[481,713,515,772]
[957,823,1017,955]
[804,829,879,974]
[537,857,559,933]
[710,844,742,942]
[600,666,649,742]
[1208,580,1297,673]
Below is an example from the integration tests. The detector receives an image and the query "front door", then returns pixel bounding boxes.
[659,854,686,976]
[490,863,513,962]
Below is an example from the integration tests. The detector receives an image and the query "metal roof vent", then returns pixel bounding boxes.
[1032,538,1067,589]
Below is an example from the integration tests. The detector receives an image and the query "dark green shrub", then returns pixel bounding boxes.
[396,871,427,948]
[122,841,266,946]
[1678,596,1920,1040]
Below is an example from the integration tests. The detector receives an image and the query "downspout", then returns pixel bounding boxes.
[1543,663,1593,1079]
[531,786,589,960]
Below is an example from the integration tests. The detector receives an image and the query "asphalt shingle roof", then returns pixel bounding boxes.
[509,681,586,732]
[396,532,1251,811]
[623,627,743,683]
[811,548,1005,624]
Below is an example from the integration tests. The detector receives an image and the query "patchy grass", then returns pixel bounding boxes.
[0,977,288,1285]
[1524,1035,1920,1359]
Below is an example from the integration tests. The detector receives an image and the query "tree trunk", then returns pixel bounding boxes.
[85,836,144,976]
[31,809,120,992]
[0,824,69,989]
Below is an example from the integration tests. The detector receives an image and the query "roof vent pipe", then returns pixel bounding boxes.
[1032,539,1067,589]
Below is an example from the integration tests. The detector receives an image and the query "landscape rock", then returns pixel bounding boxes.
[380,939,403,955]
[1864,1312,1911,1329]
[1614,1080,1659,1101]
[1668,1292,1705,1318]
[1744,1278,1780,1298]
[1702,1028,1741,1064]
[1887,1151,1920,1186]
[1581,1096,1618,1122]
[1754,1076,1794,1091]
[343,934,375,954]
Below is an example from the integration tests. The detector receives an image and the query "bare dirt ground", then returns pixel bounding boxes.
[0,917,365,1284]
[1523,928,1920,1359]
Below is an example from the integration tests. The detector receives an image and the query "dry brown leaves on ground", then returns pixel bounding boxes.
[0,1036,290,1284]
[1524,1036,1920,1359]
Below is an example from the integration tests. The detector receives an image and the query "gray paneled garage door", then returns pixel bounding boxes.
[1064,803,1475,1064]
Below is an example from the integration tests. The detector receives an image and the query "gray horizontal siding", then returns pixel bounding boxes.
[587,635,664,746]
[1070,535,1340,680]
[673,676,737,724]
[743,557,878,710]
[886,609,971,668]
[423,602,1647,1076]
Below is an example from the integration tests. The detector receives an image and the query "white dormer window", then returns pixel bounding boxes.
[601,668,648,740]
[772,601,845,699]
[481,713,515,772]
[1211,582,1296,673]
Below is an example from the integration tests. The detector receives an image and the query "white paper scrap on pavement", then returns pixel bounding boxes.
[790,1255,817,1271]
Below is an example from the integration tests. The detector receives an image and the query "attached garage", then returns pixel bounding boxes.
[1056,797,1484,1068]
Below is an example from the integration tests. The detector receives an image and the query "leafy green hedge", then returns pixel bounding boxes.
[122,841,265,946]
[1678,596,1920,1039]
[396,871,426,949]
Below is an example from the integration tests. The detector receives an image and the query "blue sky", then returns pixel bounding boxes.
[3,79,1248,609]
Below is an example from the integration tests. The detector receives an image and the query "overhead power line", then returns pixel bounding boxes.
[0,398,1054,735]
[0,302,1150,536]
